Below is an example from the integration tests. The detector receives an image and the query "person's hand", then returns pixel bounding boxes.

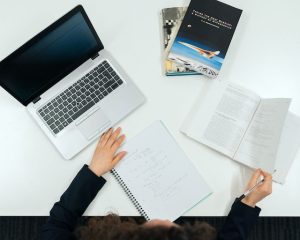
[241,169,272,208]
[89,127,126,177]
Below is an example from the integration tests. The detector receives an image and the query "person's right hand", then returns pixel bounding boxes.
[241,169,272,208]
[89,127,126,177]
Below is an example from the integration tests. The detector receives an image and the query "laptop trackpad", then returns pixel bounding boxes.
[77,108,111,140]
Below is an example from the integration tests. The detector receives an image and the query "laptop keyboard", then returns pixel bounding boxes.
[38,60,123,135]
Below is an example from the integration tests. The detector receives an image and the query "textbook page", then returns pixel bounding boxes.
[114,121,212,222]
[273,112,300,184]
[182,81,260,158]
[234,98,291,173]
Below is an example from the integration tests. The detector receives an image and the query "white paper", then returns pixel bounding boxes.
[273,112,300,183]
[114,121,212,221]
[203,83,260,156]
[234,98,291,172]
[182,82,260,157]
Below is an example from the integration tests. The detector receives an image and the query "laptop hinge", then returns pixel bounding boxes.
[32,96,41,104]
[91,53,99,60]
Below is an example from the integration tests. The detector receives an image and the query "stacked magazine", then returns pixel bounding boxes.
[161,0,242,78]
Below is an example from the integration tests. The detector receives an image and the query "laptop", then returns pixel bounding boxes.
[0,5,145,159]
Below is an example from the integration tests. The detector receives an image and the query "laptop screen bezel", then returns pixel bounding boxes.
[0,5,104,106]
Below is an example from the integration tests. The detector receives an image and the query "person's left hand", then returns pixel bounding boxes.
[89,127,127,177]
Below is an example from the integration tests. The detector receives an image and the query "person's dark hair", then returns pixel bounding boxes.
[76,214,216,240]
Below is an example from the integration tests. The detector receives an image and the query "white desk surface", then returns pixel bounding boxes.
[0,0,300,216]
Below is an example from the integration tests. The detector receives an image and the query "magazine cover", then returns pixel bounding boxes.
[162,7,200,76]
[168,0,242,78]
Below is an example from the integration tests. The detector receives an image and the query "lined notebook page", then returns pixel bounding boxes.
[113,121,212,221]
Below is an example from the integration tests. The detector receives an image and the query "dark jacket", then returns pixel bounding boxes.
[41,165,261,240]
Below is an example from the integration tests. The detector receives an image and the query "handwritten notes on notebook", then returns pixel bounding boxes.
[113,121,212,221]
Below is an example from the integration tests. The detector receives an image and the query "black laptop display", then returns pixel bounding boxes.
[0,6,103,106]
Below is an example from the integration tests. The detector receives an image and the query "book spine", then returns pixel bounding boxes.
[111,169,150,221]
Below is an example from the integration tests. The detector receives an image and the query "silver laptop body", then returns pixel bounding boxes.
[0,6,145,159]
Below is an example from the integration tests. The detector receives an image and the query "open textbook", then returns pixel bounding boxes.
[181,81,300,183]
[112,121,212,221]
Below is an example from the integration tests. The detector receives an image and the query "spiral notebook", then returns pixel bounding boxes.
[111,121,212,221]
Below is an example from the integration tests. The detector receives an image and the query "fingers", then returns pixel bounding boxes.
[99,128,113,146]
[261,170,272,182]
[111,134,126,152]
[260,170,273,195]
[112,151,127,166]
[106,127,122,147]
[247,169,262,189]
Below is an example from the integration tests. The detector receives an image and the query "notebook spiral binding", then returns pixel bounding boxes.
[111,169,150,221]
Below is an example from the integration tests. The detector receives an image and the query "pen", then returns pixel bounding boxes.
[237,170,276,201]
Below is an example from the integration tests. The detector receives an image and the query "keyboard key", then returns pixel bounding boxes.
[47,118,54,125]
[112,83,119,90]
[104,80,113,89]
[53,128,59,134]
[44,115,50,121]
[68,110,74,116]
[48,110,55,117]
[107,87,113,93]
[99,66,105,72]
[70,88,76,94]
[117,79,123,85]
[103,71,111,79]
[104,61,109,68]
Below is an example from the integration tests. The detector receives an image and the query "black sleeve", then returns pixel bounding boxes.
[41,165,106,240]
[217,199,261,240]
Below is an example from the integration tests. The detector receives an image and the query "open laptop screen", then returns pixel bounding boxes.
[0,6,103,106]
